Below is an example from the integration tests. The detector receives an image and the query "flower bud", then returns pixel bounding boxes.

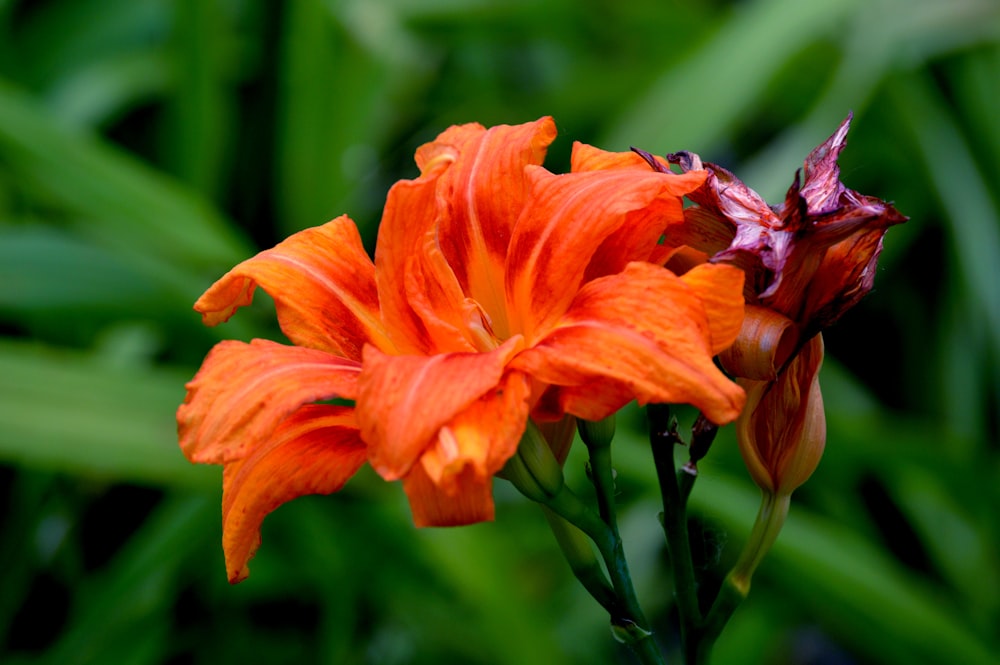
[501,420,565,502]
[736,334,825,495]
[578,414,616,451]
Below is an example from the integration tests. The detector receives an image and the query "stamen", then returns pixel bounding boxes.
[463,299,500,352]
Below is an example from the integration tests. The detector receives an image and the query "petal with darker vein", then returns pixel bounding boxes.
[357,337,524,481]
[511,262,745,425]
[505,168,704,340]
[195,216,391,360]
[178,339,361,464]
[222,404,366,583]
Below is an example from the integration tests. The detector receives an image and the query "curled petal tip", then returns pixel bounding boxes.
[666,150,703,172]
[630,147,672,173]
[719,306,799,381]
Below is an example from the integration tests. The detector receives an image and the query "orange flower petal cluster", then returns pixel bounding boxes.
[645,114,905,494]
[177,117,747,582]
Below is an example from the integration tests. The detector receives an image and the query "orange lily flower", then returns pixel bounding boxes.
[652,114,906,494]
[178,117,747,582]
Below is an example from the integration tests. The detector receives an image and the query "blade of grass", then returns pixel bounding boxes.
[0,339,214,489]
[888,73,1000,379]
[163,0,232,198]
[741,0,1000,201]
[44,50,170,129]
[38,494,217,665]
[602,0,861,153]
[0,78,250,269]
[8,0,170,89]
[275,0,430,238]
[0,225,162,311]
[276,0,381,235]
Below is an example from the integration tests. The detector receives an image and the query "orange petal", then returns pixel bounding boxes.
[195,216,392,360]
[654,245,711,274]
[570,144,710,268]
[419,370,531,490]
[796,225,891,338]
[432,118,557,335]
[377,124,521,354]
[379,120,556,347]
[511,262,745,424]
[718,305,798,381]
[404,371,531,526]
[222,404,366,582]
[376,156,461,354]
[402,227,482,353]
[582,180,704,285]
[570,142,670,172]
[679,263,746,355]
[356,337,524,481]
[659,204,738,259]
[505,168,706,340]
[402,462,495,527]
[178,339,361,464]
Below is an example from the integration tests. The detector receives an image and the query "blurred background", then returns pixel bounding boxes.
[0,0,997,663]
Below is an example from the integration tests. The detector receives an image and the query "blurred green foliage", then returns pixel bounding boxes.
[0,0,997,663]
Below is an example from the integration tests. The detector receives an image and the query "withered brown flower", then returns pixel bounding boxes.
[642,114,906,494]
[665,112,907,345]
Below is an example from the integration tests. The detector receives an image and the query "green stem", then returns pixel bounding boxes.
[588,441,617,526]
[504,421,665,663]
[677,463,697,507]
[678,414,717,507]
[726,490,790,598]
[648,408,703,646]
[580,418,665,663]
[542,478,664,664]
[692,491,791,662]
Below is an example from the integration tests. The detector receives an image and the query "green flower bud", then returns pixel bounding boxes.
[578,414,616,450]
[502,420,564,502]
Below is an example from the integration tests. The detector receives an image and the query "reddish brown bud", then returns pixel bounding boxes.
[736,334,826,495]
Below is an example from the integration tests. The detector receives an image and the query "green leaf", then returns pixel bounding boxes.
[0,225,161,311]
[0,339,214,489]
[37,494,218,665]
[889,71,1000,382]
[602,0,862,154]
[0,77,251,269]
[161,0,234,198]
[274,0,431,237]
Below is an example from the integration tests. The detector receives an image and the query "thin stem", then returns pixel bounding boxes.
[543,480,664,664]
[580,418,665,662]
[691,491,791,663]
[587,442,618,527]
[678,414,718,507]
[726,490,790,597]
[541,507,617,614]
[677,462,698,507]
